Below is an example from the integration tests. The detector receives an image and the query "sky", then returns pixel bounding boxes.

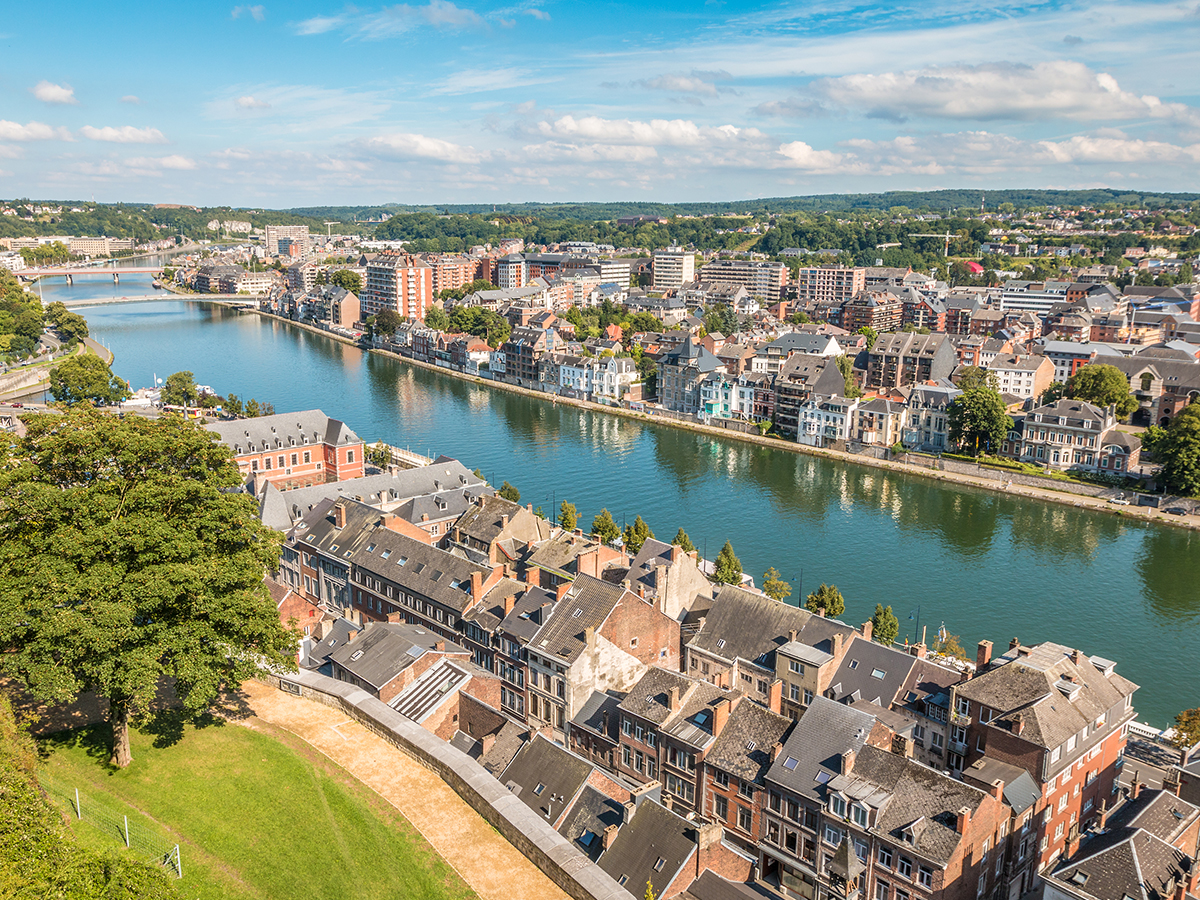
[1,0,1199,207]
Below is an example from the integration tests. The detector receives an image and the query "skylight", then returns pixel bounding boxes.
[572,608,582,618]
[783,756,799,771]
[398,556,408,566]
[366,543,376,552]
[534,783,545,795]
[871,668,886,679]
[350,649,364,661]
[381,549,391,559]
[848,660,859,669]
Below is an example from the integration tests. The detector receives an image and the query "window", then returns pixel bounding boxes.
[714,770,730,788]
[878,846,893,868]
[789,660,804,675]
[738,780,754,799]
[790,684,801,702]
[804,689,814,705]
[1050,746,1061,763]
[918,867,933,888]
[898,857,912,879]
[977,875,986,898]
[303,451,311,463]
[852,805,868,828]
[347,450,355,463]
[622,718,632,736]
[876,882,890,900]
[738,806,753,832]
[871,668,886,679]
[623,746,631,767]
[653,857,665,872]
[824,824,842,846]
[291,453,298,466]
[648,758,656,778]
[830,795,847,818]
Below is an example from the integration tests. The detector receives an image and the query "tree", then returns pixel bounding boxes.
[315,270,328,286]
[672,527,695,553]
[871,604,899,645]
[1172,708,1200,750]
[957,366,1000,393]
[623,515,654,553]
[244,398,261,418]
[558,501,578,531]
[762,567,792,603]
[424,305,450,331]
[948,387,1013,456]
[224,393,244,417]
[834,354,861,398]
[374,309,405,336]
[0,407,296,767]
[1157,404,1200,495]
[498,480,520,502]
[932,632,969,659]
[365,441,392,468]
[49,354,130,407]
[330,269,362,294]
[1039,381,1067,405]
[805,583,845,618]
[712,540,742,584]
[703,304,738,337]
[855,326,878,349]
[1068,364,1138,417]
[591,508,620,544]
[473,467,485,480]
[160,370,198,408]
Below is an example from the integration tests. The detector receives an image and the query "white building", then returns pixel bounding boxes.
[0,251,26,273]
[652,247,695,292]
[797,395,859,447]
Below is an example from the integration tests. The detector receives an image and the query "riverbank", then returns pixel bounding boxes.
[249,308,1199,533]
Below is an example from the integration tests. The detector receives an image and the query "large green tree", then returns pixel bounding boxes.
[671,527,695,553]
[712,540,742,584]
[558,501,578,531]
[591,508,620,544]
[330,269,362,294]
[948,387,1013,456]
[762,568,792,603]
[623,515,654,554]
[805,583,845,618]
[424,305,450,331]
[0,407,296,767]
[374,309,405,336]
[871,604,899,645]
[1173,707,1200,750]
[957,366,999,392]
[160,370,199,408]
[498,480,521,502]
[49,354,131,406]
[1157,404,1200,495]
[1068,364,1138,417]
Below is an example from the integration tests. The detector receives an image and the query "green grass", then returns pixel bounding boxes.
[37,715,478,900]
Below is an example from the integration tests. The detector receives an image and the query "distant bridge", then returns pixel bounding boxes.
[21,266,162,285]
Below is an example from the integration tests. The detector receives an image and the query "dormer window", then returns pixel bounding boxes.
[830,795,847,817]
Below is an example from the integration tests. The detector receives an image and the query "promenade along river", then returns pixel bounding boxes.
[52,274,1198,728]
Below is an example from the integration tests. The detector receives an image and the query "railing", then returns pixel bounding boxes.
[949,740,968,756]
[951,710,972,726]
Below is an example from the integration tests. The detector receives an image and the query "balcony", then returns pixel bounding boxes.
[949,740,968,756]
[950,710,972,726]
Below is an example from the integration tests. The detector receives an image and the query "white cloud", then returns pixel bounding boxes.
[127,154,198,171]
[775,140,854,173]
[293,14,343,34]
[524,8,550,20]
[0,120,72,141]
[31,81,78,105]
[433,66,553,95]
[296,1,485,38]
[206,85,389,132]
[519,141,659,162]
[359,131,485,164]
[535,114,765,148]
[120,95,142,104]
[236,95,272,109]
[80,125,168,144]
[231,4,265,20]
[816,61,1200,124]
[640,74,720,98]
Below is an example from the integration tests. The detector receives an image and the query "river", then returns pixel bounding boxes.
[39,268,1199,728]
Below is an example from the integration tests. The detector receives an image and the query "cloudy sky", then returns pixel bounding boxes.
[2,0,1199,206]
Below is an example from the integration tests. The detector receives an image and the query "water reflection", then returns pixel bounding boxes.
[1136,527,1200,623]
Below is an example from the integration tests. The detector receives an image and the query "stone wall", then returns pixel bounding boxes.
[259,668,632,900]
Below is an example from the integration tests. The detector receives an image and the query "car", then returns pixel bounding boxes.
[1164,507,1189,516]
[1108,496,1130,506]
[10,402,22,408]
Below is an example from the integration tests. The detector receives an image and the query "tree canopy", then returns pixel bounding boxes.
[1156,404,1200,495]
[498,480,520,502]
[712,540,742,584]
[374,309,405,336]
[762,568,792,603]
[591,508,620,544]
[1173,707,1200,750]
[805,583,845,618]
[49,353,130,406]
[0,407,296,767]
[871,604,899,645]
[330,268,362,294]
[671,527,695,553]
[1068,364,1138,417]
[558,501,578,531]
[623,515,654,553]
[948,387,1013,456]
[957,366,999,393]
[160,370,198,407]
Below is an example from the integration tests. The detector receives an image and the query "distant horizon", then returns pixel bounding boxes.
[1,2,1198,205]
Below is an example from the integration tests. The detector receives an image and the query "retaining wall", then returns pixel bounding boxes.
[257,668,632,900]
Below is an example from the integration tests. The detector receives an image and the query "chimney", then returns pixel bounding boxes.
[481,733,497,756]
[1131,773,1143,800]
[471,571,484,606]
[771,742,783,761]
[912,642,928,660]
[421,513,429,522]
[768,679,783,715]
[602,708,610,736]
[861,620,874,643]
[556,581,572,602]
[713,698,731,736]
[637,583,646,599]
[832,632,844,657]
[987,779,1005,801]
[434,639,446,652]
[585,626,596,652]
[500,514,509,530]
[1013,714,1025,736]
[387,612,403,624]
[976,640,993,672]
[841,749,856,774]
[956,806,971,835]
[526,503,533,513]
[696,821,724,878]
[503,593,517,617]
[891,734,913,759]
[788,629,798,643]
[1163,768,1182,798]
[671,545,682,562]
[1009,637,1021,651]
[603,824,619,850]
[1097,799,1110,831]
[525,566,539,588]
[334,503,347,529]
[815,607,826,618]
[1071,648,1084,666]
[668,686,680,711]
[1066,822,1082,858]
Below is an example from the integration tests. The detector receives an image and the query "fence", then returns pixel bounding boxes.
[66,787,182,878]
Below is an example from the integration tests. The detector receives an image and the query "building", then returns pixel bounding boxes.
[986,354,1055,400]
[264,224,312,257]
[866,333,956,390]
[952,639,1138,871]
[752,333,843,375]
[698,259,789,302]
[654,248,696,292]
[998,281,1071,315]
[774,354,848,437]
[797,395,859,448]
[204,409,365,488]
[842,290,903,333]
[1002,399,1141,474]
[794,266,866,307]
[286,261,319,293]
[903,385,961,451]
[361,252,434,320]
[658,335,727,415]
[424,254,477,295]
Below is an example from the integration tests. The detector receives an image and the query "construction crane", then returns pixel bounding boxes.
[906,232,955,256]
[324,221,339,238]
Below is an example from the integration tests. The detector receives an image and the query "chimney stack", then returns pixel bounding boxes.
[911,642,928,660]
[503,593,517,617]
[768,679,783,715]
[891,734,913,759]
[1097,799,1110,831]
[788,629,798,643]
[1013,714,1025,736]
[333,503,347,529]
[713,698,731,736]
[671,545,682,562]
[977,640,993,672]
[956,806,971,835]
[585,626,596,652]
[832,632,844,657]
[1009,637,1021,651]
[434,639,446,652]
[668,686,680,711]
[861,620,874,643]
[771,742,783,761]
[1071,648,1084,666]
[603,824,619,850]
[470,570,484,606]
[500,514,509,530]
[1131,772,1143,800]
[556,581,572,602]
[387,612,403,624]
[841,749,856,774]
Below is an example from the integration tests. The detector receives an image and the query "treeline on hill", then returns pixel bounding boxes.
[292,188,1200,223]
[0,268,45,359]
[0,696,179,899]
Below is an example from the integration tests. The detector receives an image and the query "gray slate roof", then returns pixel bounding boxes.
[206,408,359,456]
[327,622,468,691]
[557,785,626,862]
[825,635,917,707]
[766,696,877,801]
[599,799,696,898]
[705,700,792,784]
[500,734,593,824]
[529,574,630,665]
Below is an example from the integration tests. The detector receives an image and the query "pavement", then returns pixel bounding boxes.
[238,679,569,900]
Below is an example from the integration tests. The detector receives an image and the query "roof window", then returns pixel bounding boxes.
[782,756,799,771]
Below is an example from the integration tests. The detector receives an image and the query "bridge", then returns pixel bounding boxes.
[20,266,162,285]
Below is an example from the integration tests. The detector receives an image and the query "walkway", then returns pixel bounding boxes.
[238,679,568,900]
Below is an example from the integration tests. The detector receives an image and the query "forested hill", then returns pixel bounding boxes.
[287,188,1200,222]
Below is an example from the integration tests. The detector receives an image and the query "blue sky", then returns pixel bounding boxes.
[1,0,1199,206]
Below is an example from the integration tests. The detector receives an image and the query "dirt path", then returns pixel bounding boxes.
[239,680,568,900]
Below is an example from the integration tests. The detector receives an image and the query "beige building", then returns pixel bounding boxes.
[987,353,1055,399]
[652,247,695,292]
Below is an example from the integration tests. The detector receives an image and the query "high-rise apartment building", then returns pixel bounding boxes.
[264,225,312,257]
[362,253,434,320]
[794,265,866,306]
[697,259,788,301]
[652,247,695,292]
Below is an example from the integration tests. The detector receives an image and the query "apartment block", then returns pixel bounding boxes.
[653,248,696,292]
[264,225,313,257]
[362,252,434,320]
[794,266,866,306]
[698,259,789,302]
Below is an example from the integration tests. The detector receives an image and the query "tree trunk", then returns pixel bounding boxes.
[109,698,132,768]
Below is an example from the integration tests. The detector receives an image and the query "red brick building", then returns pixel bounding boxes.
[206,409,364,489]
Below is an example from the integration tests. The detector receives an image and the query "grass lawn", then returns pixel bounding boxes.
[37,714,479,900]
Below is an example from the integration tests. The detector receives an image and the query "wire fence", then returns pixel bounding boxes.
[66,787,182,878]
